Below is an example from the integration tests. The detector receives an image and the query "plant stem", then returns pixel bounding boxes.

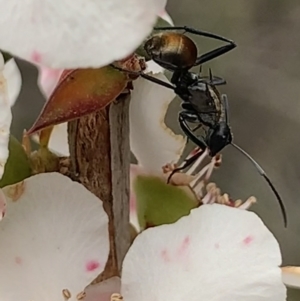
[68,94,130,281]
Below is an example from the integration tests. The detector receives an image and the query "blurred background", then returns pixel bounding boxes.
[11,0,300,299]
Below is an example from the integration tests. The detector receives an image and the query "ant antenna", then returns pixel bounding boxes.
[230,142,287,227]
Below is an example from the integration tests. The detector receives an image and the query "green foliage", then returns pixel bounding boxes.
[0,136,32,188]
[134,175,198,229]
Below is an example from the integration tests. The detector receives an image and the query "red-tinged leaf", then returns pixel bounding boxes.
[28,66,129,134]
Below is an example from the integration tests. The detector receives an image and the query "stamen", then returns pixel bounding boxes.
[185,148,208,175]
[202,192,214,204]
[199,183,257,210]
[111,294,123,301]
[190,161,212,190]
[238,196,257,210]
[62,289,71,300]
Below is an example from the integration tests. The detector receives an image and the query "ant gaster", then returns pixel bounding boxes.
[112,26,287,227]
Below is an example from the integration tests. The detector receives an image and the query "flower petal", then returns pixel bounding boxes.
[0,172,109,301]
[130,72,186,172]
[33,123,70,156]
[0,0,166,68]
[0,53,12,180]
[37,65,63,98]
[3,59,22,106]
[85,277,121,301]
[282,266,300,289]
[122,204,286,301]
[130,164,143,232]
[158,10,174,26]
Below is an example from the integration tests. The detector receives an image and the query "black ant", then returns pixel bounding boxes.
[112,26,287,227]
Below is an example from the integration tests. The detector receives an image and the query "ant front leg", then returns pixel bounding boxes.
[154,26,235,45]
[179,112,207,150]
[111,65,175,91]
[154,26,236,66]
[195,43,236,66]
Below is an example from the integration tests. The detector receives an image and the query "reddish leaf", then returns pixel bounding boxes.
[28,66,130,134]
[28,53,146,134]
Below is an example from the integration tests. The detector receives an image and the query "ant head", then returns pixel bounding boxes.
[144,35,162,57]
[207,122,232,156]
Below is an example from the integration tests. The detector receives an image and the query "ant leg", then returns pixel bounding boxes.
[195,43,236,66]
[179,112,207,150]
[167,149,206,183]
[221,94,229,123]
[180,109,200,123]
[154,26,236,66]
[200,68,226,86]
[111,65,175,90]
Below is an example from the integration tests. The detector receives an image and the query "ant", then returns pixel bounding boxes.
[112,26,287,227]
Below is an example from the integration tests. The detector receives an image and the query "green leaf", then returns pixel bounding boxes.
[134,175,198,229]
[0,136,32,188]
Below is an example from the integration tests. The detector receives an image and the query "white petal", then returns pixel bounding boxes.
[130,72,186,172]
[282,266,300,289]
[33,123,70,156]
[85,277,121,301]
[158,10,174,26]
[0,56,12,180]
[3,59,22,106]
[145,60,164,74]
[0,172,109,301]
[48,123,70,156]
[129,164,145,232]
[0,0,166,68]
[37,65,63,98]
[122,204,286,301]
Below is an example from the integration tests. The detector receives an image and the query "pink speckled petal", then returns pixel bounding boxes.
[122,204,286,301]
[37,65,63,98]
[0,173,109,301]
[0,0,166,68]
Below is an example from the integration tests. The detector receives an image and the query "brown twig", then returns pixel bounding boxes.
[67,93,131,281]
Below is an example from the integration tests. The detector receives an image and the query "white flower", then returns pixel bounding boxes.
[0,172,110,301]
[0,0,166,68]
[0,174,287,301]
[0,53,22,180]
[121,204,286,301]
[83,205,287,301]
